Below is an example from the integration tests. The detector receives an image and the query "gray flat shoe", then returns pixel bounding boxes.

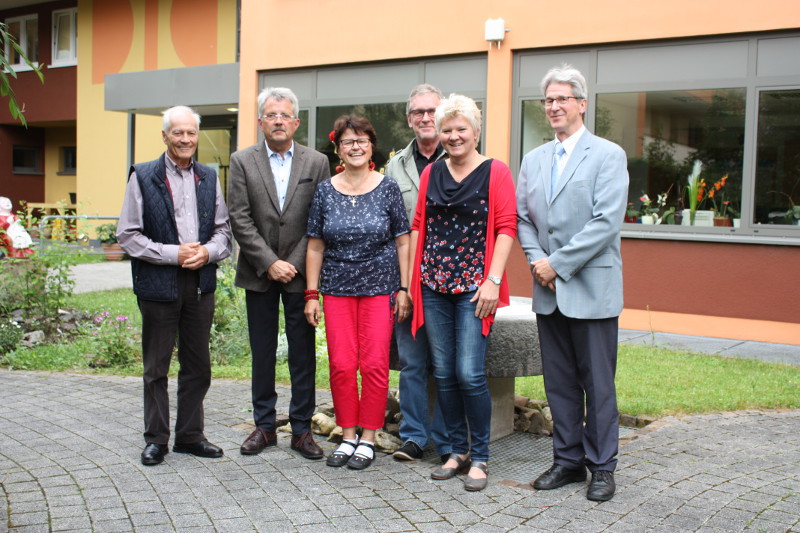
[464,462,488,491]
[431,453,470,480]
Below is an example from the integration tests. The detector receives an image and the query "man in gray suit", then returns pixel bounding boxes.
[228,87,330,460]
[516,65,629,501]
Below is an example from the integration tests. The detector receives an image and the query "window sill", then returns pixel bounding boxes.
[12,170,44,175]
[4,62,39,73]
[622,227,800,246]
[48,61,77,69]
[56,171,76,176]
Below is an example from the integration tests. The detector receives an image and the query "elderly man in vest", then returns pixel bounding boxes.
[118,105,232,466]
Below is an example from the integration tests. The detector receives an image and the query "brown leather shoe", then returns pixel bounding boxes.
[240,428,277,455]
[290,431,324,460]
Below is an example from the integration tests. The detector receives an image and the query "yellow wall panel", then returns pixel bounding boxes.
[44,128,77,205]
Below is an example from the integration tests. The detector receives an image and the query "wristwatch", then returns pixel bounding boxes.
[486,275,502,286]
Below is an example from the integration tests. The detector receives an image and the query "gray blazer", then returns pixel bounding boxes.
[516,130,629,319]
[227,141,330,293]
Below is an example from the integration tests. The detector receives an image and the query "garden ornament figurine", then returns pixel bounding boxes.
[0,196,34,258]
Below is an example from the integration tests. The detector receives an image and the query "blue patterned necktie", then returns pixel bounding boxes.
[550,142,565,200]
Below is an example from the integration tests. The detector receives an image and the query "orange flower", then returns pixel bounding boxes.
[709,189,715,198]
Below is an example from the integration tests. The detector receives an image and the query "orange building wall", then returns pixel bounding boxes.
[236,0,800,344]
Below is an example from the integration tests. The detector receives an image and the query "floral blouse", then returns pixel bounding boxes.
[421,159,491,294]
[307,175,409,296]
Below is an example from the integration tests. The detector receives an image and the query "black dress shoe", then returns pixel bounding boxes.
[240,428,277,455]
[141,443,168,466]
[532,463,587,490]
[290,431,324,460]
[173,440,224,458]
[587,470,616,501]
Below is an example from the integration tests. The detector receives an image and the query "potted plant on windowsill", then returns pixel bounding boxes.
[95,223,124,261]
[625,203,640,223]
[683,162,727,226]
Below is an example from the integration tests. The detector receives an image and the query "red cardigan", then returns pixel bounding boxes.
[410,159,518,337]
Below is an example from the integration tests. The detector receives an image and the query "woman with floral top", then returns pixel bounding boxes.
[305,115,411,470]
[408,94,517,491]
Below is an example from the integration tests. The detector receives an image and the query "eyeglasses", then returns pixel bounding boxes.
[540,96,581,108]
[340,138,371,148]
[409,108,437,120]
[260,113,297,121]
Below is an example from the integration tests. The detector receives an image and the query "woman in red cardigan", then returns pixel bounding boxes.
[408,94,517,492]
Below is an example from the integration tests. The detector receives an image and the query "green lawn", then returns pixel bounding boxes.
[3,287,799,419]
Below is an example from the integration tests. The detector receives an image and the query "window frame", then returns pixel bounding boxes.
[58,146,77,175]
[12,145,43,174]
[512,32,800,246]
[4,14,39,71]
[258,56,488,176]
[50,8,77,68]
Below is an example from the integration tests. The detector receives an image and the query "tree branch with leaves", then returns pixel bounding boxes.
[0,21,44,127]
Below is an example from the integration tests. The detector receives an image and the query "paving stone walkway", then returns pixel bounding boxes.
[1,370,798,532]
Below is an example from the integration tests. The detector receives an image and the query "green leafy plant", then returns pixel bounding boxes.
[95,223,118,245]
[85,311,140,367]
[0,21,44,126]
[625,203,640,222]
[0,317,23,353]
[0,242,77,331]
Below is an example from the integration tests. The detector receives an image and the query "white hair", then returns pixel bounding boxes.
[162,106,201,133]
[540,64,588,100]
[257,87,300,117]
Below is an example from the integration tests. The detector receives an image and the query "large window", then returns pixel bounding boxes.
[598,89,746,227]
[51,8,77,67]
[754,89,800,227]
[4,15,38,69]
[260,56,487,176]
[513,34,800,242]
[315,103,407,174]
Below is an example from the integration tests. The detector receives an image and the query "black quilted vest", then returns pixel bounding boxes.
[129,154,218,302]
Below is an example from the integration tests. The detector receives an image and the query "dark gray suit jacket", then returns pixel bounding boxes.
[228,141,330,293]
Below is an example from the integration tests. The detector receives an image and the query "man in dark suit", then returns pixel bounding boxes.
[516,65,629,501]
[228,87,330,459]
[117,105,232,466]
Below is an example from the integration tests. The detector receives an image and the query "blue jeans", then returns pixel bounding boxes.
[421,286,491,463]
[395,318,452,456]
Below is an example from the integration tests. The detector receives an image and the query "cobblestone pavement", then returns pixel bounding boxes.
[1,370,798,532]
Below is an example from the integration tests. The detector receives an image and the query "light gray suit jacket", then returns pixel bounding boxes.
[227,141,330,293]
[516,130,629,319]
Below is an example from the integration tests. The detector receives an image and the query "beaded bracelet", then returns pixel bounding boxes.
[304,289,319,302]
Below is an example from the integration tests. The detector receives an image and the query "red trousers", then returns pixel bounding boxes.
[323,294,393,430]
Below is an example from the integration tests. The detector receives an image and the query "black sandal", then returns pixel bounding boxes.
[464,462,488,491]
[346,442,375,470]
[431,453,471,480]
[326,440,357,467]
